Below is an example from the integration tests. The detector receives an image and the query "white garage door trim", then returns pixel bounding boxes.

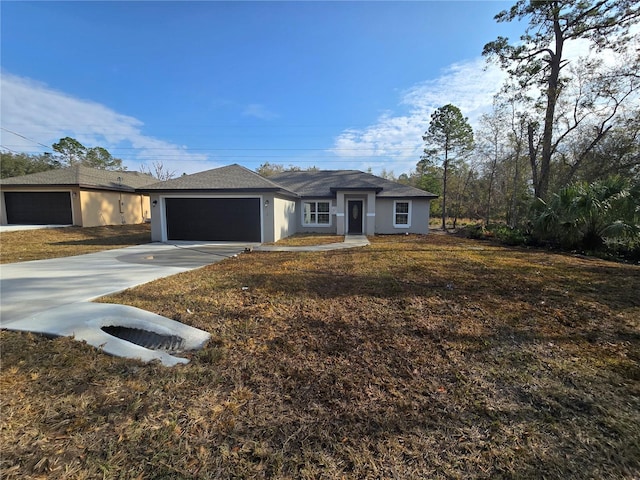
[158,194,264,243]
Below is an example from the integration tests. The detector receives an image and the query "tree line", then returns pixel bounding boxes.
[1,137,175,180]
[1,137,124,179]
[400,1,639,258]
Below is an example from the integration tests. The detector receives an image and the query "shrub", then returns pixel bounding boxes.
[532,176,640,252]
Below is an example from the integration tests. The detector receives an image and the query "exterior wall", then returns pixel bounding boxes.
[374,197,431,234]
[80,190,149,227]
[335,190,377,235]
[149,193,163,242]
[145,190,431,243]
[0,187,80,226]
[0,186,149,227]
[295,198,338,235]
[273,195,297,242]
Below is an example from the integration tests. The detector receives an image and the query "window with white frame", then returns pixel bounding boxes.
[303,201,331,226]
[394,200,411,228]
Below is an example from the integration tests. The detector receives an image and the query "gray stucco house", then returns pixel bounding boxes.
[138,164,437,243]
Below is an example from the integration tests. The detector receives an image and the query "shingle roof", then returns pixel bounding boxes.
[269,170,437,198]
[138,164,298,195]
[0,165,156,192]
[135,164,437,199]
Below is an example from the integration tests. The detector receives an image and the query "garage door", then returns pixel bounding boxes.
[165,198,261,241]
[4,192,72,225]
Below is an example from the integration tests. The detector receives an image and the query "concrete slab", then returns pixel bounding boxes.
[256,235,369,252]
[0,224,72,232]
[5,302,211,366]
[0,242,254,326]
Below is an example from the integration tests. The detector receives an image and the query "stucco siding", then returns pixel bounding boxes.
[149,194,163,242]
[80,190,149,227]
[273,196,297,242]
[375,198,431,234]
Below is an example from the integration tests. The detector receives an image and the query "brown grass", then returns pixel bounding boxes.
[266,234,345,246]
[0,224,151,263]
[1,234,639,479]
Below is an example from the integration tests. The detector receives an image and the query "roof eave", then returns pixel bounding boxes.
[0,182,139,192]
[136,187,300,197]
[330,187,384,193]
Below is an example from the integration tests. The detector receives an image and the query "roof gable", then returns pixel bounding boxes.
[0,165,156,191]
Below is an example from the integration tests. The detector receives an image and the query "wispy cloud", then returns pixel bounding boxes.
[242,103,279,121]
[0,72,213,174]
[331,25,640,177]
[330,58,506,175]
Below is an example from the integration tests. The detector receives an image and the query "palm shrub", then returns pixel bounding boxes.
[532,176,640,251]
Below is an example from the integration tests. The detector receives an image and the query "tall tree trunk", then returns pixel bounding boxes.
[538,6,564,201]
[442,152,448,230]
[509,141,522,228]
[486,141,498,225]
[528,122,541,198]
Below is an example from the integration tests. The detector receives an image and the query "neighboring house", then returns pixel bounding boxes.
[0,165,156,227]
[138,164,437,243]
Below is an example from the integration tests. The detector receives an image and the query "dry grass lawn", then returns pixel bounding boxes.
[1,234,639,479]
[0,224,151,263]
[268,234,345,247]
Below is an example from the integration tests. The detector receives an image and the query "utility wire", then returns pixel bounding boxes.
[0,145,21,154]
[0,128,52,151]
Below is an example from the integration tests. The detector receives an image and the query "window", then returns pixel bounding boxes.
[394,201,411,228]
[303,201,331,226]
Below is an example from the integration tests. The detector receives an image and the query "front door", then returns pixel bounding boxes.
[347,200,363,234]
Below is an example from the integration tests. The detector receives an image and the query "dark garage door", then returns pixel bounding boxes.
[165,198,261,241]
[4,191,73,225]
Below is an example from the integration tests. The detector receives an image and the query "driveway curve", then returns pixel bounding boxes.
[0,242,255,326]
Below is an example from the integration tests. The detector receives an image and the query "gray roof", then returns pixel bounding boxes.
[136,164,437,199]
[270,170,437,198]
[139,164,298,195]
[0,165,156,192]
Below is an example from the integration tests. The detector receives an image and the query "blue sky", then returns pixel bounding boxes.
[1,1,527,176]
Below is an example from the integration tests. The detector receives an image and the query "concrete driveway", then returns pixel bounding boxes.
[0,242,256,326]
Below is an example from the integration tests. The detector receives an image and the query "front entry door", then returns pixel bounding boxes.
[347,200,363,234]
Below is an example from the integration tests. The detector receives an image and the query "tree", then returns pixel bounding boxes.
[84,147,124,170]
[483,0,640,201]
[52,137,87,166]
[255,162,305,177]
[421,104,474,230]
[0,151,60,178]
[477,103,509,225]
[51,137,124,170]
[140,160,176,181]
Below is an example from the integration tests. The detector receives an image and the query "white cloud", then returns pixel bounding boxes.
[331,24,640,177]
[330,58,506,175]
[242,103,279,120]
[0,72,214,174]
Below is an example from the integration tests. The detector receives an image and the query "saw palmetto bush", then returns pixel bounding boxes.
[533,176,640,253]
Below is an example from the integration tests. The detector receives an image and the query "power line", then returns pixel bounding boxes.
[0,145,21,154]
[0,128,52,151]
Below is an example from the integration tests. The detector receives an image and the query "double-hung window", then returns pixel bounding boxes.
[394,201,411,228]
[303,201,331,226]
